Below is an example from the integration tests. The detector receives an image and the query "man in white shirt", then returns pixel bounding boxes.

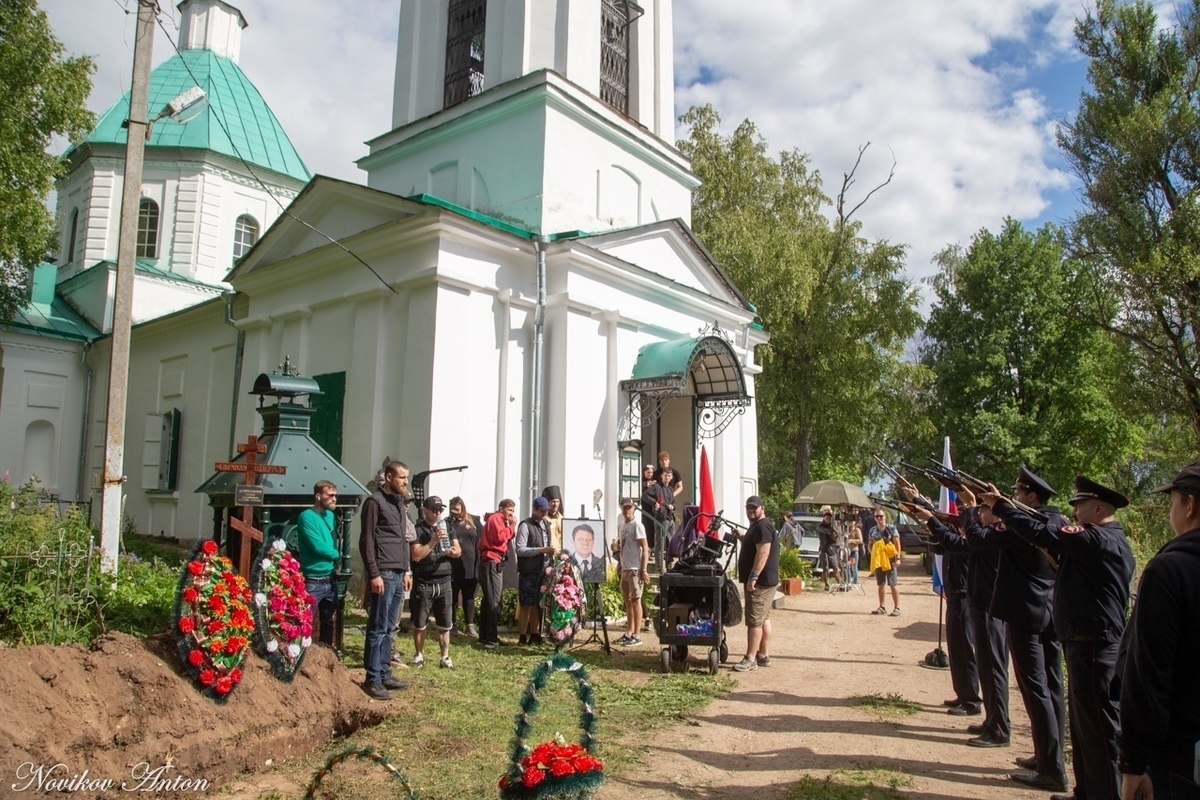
[614,498,650,646]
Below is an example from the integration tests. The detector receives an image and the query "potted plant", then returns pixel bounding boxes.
[777,547,810,595]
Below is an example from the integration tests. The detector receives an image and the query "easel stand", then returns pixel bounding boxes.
[571,583,614,655]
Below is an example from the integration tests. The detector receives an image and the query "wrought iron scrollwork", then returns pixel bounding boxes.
[696,397,750,439]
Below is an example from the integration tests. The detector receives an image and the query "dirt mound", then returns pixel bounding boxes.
[0,633,392,797]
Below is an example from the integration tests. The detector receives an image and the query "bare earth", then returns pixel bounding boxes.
[598,571,1056,800]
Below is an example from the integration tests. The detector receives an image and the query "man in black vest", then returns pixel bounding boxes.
[515,497,554,645]
[1119,460,1200,800]
[979,466,1069,792]
[359,460,412,700]
[996,475,1134,800]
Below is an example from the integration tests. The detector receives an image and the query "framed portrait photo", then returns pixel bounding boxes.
[562,519,608,584]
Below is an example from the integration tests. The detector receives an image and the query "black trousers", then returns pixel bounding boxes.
[1008,623,1066,776]
[1064,640,1121,800]
[452,576,479,626]
[972,604,1009,740]
[946,593,981,707]
[478,560,505,645]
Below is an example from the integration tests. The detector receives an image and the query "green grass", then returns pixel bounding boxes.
[848,692,922,721]
[327,612,734,799]
[783,772,909,800]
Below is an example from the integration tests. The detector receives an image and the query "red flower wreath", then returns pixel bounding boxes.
[173,540,254,699]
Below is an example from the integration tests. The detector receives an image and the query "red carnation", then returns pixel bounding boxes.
[182,587,198,604]
[521,768,544,788]
[187,560,204,576]
[498,776,509,790]
[549,760,575,777]
[178,616,195,634]
[215,676,233,695]
[201,540,218,556]
[188,649,205,667]
[206,619,224,635]
[199,669,216,686]
[208,638,224,654]
[229,667,243,683]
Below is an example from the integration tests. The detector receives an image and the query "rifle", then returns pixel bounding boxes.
[899,460,967,494]
[873,455,919,492]
[923,458,1049,523]
[870,495,962,529]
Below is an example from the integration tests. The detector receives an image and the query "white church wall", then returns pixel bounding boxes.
[0,334,87,500]
[587,235,710,295]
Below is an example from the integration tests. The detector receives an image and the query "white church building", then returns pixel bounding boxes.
[1,0,767,542]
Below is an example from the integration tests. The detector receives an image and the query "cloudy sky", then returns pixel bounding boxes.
[39,0,1177,286]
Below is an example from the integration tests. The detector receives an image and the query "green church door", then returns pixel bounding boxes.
[310,371,346,460]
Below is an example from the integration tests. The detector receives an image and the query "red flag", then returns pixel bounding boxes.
[698,446,717,538]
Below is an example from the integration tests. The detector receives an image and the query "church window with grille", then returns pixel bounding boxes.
[444,0,486,109]
[67,208,80,264]
[600,0,633,114]
[136,198,159,259]
[233,214,259,261]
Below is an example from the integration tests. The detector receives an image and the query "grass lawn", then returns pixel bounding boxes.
[295,610,734,799]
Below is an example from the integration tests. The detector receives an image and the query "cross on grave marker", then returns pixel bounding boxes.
[213,434,287,579]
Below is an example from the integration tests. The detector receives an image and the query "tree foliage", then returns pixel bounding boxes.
[918,219,1139,495]
[1057,0,1200,442]
[0,0,93,322]
[678,105,924,507]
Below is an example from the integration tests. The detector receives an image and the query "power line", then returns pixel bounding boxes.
[152,13,397,294]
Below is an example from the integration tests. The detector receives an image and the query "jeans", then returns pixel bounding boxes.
[363,569,405,685]
[307,578,338,646]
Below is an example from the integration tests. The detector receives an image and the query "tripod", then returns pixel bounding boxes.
[571,582,613,655]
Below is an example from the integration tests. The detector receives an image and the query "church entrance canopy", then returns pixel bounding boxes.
[620,329,750,439]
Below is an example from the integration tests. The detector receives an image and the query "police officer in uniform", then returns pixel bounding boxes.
[995,476,1134,800]
[1118,460,1200,800]
[979,466,1069,792]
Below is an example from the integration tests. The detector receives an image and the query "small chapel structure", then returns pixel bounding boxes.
[0,0,766,542]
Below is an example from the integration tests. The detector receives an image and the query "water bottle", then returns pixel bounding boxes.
[434,519,450,555]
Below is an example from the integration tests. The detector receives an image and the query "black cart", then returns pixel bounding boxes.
[655,565,729,674]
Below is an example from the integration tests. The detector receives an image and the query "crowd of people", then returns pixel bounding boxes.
[292,451,1200,800]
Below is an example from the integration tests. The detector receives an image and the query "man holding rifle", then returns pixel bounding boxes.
[974,467,1069,793]
[986,475,1134,800]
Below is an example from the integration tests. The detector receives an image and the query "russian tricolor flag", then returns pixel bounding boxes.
[932,436,956,596]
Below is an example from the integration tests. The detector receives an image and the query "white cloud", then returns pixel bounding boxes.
[674,0,1083,281]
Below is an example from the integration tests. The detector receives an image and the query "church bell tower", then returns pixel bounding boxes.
[359,0,695,235]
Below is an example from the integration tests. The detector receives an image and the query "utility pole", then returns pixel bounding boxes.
[99,0,156,575]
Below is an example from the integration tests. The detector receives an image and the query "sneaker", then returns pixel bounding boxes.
[412,652,425,667]
[482,641,498,651]
[871,606,887,615]
[626,636,643,646]
[363,682,392,701]
[615,635,633,645]
[381,677,410,691]
[732,656,757,672]
[756,654,771,667]
[890,608,901,617]
[466,624,478,638]
[440,656,455,669]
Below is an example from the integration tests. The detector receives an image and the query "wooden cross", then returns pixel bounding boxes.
[213,434,287,579]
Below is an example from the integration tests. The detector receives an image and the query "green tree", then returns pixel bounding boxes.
[918,219,1138,494]
[0,0,93,322]
[1057,0,1200,442]
[678,105,924,505]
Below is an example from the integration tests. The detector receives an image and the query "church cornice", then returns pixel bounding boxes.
[359,70,696,188]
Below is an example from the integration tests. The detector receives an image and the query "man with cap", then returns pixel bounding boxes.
[1118,460,1200,800]
[816,505,843,591]
[409,495,461,669]
[614,498,650,646]
[993,476,1135,800]
[515,497,555,645]
[733,495,780,672]
[977,466,1069,792]
[543,485,564,552]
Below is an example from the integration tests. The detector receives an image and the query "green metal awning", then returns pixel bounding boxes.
[620,331,751,438]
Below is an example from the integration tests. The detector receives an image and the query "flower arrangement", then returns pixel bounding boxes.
[540,554,585,647]
[499,654,603,800]
[250,538,314,681]
[172,540,255,701]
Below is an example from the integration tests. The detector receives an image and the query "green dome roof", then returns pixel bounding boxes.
[80,48,310,184]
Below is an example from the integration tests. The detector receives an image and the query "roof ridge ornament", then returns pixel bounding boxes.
[698,321,731,342]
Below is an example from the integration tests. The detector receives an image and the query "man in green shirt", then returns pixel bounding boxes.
[297,480,341,645]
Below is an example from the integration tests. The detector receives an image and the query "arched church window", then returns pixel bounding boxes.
[67,208,80,264]
[444,0,486,109]
[233,214,259,260]
[136,198,160,259]
[600,1,636,115]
